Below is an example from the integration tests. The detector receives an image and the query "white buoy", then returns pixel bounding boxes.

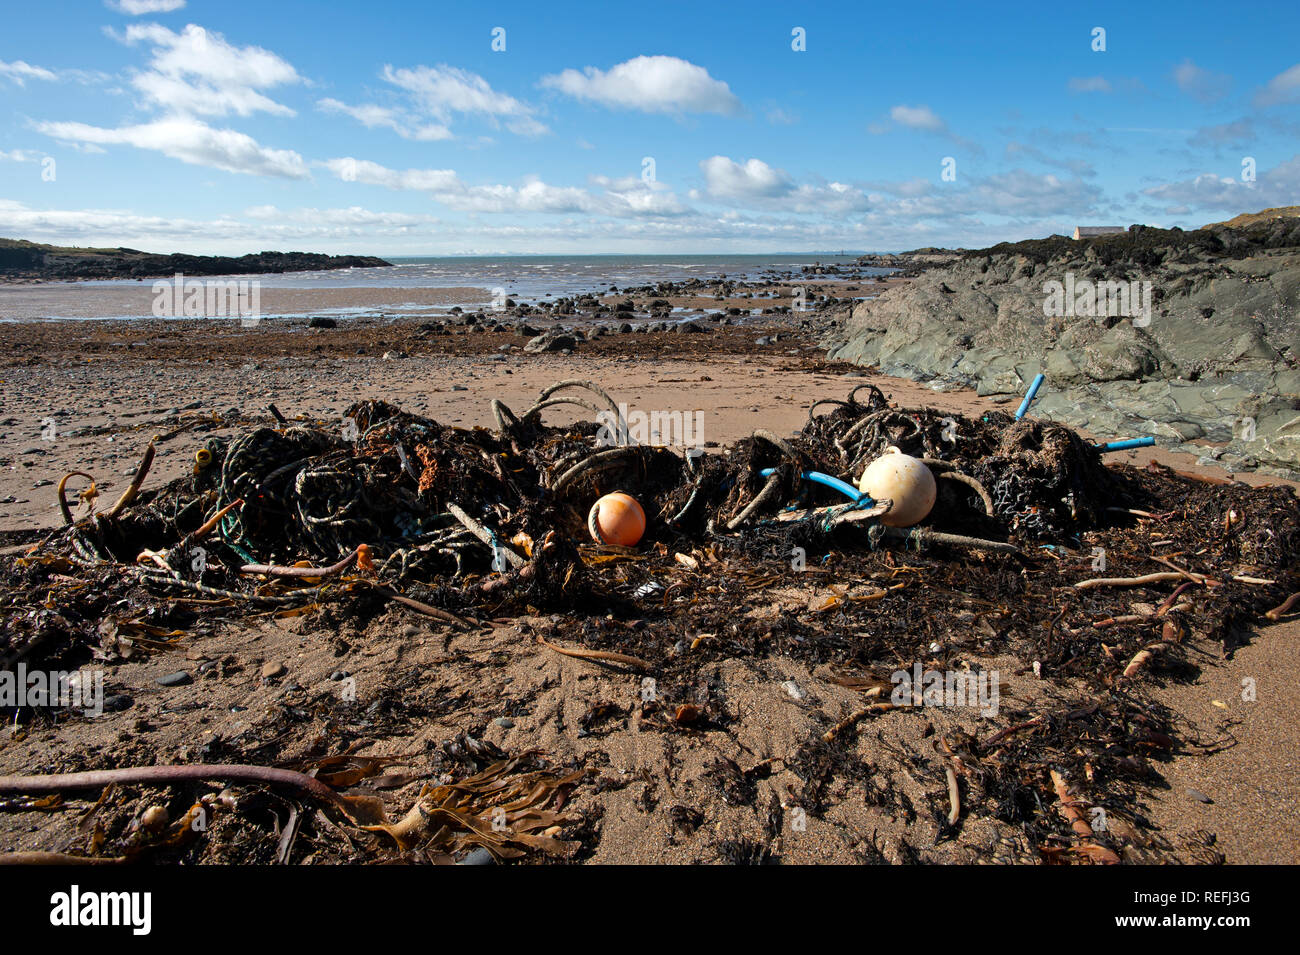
[857,446,936,527]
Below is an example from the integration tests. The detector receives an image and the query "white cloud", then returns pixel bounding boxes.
[890,104,944,131]
[132,70,294,116]
[855,170,1100,221]
[957,171,1100,216]
[700,156,792,199]
[872,104,979,153]
[321,158,459,192]
[1068,76,1112,94]
[1005,142,1096,177]
[0,148,42,162]
[440,179,601,214]
[1171,59,1231,102]
[1255,63,1300,107]
[0,59,59,86]
[1188,119,1254,148]
[540,55,741,115]
[108,0,186,14]
[696,156,871,214]
[37,117,309,178]
[380,64,546,135]
[243,205,439,228]
[122,22,301,116]
[323,158,689,218]
[1142,155,1300,213]
[317,98,452,141]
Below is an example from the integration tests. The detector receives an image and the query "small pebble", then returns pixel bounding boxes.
[155,670,192,687]
[261,661,286,680]
[1188,787,1214,804]
[492,717,515,729]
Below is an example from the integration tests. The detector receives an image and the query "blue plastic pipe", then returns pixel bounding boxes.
[759,468,872,504]
[1013,373,1046,421]
[1093,437,1156,452]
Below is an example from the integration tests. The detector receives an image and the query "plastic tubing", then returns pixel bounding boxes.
[1094,437,1156,452]
[1013,373,1046,421]
[759,468,873,504]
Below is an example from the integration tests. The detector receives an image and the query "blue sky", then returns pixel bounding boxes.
[1,0,1298,255]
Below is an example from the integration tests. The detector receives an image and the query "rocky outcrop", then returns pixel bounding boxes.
[828,220,1300,477]
[0,238,391,281]
[855,247,964,276]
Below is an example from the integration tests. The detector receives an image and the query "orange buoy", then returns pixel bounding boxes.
[588,492,646,547]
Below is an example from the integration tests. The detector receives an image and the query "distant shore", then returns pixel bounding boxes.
[0,239,392,284]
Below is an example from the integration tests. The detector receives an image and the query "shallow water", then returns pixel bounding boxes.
[0,254,890,321]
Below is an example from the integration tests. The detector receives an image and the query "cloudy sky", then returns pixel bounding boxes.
[1,0,1298,255]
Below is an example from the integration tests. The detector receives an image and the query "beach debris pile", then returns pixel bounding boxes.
[2,378,1298,864]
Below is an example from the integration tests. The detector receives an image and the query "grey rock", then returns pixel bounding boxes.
[524,333,577,354]
[826,222,1300,473]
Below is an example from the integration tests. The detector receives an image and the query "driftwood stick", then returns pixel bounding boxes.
[0,764,347,812]
[881,526,1021,556]
[447,502,526,569]
[1074,571,1187,591]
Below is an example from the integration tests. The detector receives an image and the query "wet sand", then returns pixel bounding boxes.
[0,284,491,321]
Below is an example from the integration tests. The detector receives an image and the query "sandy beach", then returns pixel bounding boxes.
[2,294,1297,865]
